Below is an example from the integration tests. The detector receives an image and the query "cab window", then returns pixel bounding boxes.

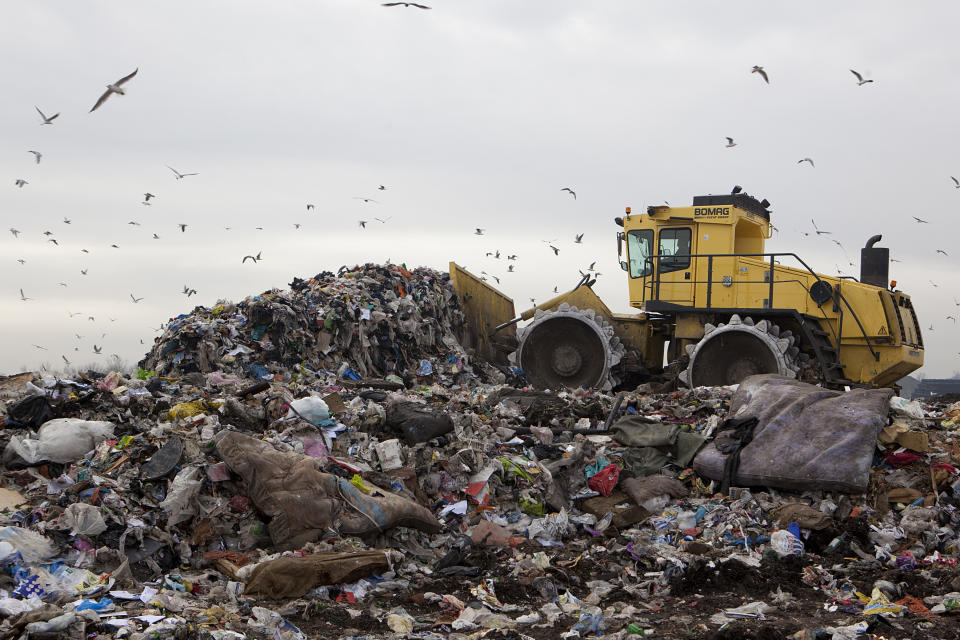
[627,230,654,278]
[658,228,691,273]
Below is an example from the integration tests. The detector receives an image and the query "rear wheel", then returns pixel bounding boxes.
[679,314,800,387]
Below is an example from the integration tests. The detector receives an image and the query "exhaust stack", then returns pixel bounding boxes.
[860,234,889,288]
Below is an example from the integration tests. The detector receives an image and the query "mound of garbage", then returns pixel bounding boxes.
[139,263,491,385]
[1,263,959,640]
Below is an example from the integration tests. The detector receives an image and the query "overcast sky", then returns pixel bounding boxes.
[2,1,960,379]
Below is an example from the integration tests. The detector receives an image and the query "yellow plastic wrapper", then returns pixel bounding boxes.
[863,587,903,616]
[167,400,209,421]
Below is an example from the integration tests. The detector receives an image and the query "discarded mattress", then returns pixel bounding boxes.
[693,374,893,493]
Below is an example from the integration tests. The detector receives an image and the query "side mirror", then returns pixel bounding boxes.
[620,260,628,271]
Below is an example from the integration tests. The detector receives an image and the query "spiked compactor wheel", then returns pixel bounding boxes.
[679,314,800,387]
[510,303,626,391]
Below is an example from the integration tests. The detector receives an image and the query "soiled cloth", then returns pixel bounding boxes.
[770,503,833,530]
[620,475,689,510]
[693,374,893,493]
[611,416,707,475]
[215,432,440,549]
[244,551,393,598]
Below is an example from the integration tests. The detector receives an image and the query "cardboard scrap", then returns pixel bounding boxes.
[0,487,26,511]
[879,422,929,452]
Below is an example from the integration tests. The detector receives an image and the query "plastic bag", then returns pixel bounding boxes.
[61,503,108,536]
[0,526,58,562]
[7,419,114,464]
[770,529,804,557]
[889,396,924,420]
[160,466,203,526]
[286,396,330,423]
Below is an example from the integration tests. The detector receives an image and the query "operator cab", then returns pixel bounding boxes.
[618,188,772,310]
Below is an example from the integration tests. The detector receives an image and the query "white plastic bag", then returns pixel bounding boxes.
[889,396,924,420]
[286,396,329,423]
[770,529,804,557]
[61,503,108,536]
[160,466,202,526]
[0,526,58,562]
[8,418,114,463]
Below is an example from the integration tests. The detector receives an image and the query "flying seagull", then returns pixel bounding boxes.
[15,179,28,188]
[913,216,929,224]
[28,150,42,164]
[475,228,485,235]
[35,106,59,124]
[62,355,71,366]
[242,251,262,263]
[811,219,831,235]
[93,345,102,354]
[507,264,515,272]
[549,245,560,255]
[507,254,517,260]
[936,249,949,256]
[128,221,140,226]
[378,185,386,190]
[798,157,815,167]
[353,197,379,204]
[144,192,156,201]
[10,228,20,237]
[850,69,873,86]
[358,220,368,228]
[90,68,139,112]
[63,217,71,224]
[178,223,187,232]
[130,293,143,303]
[306,204,314,210]
[167,165,198,180]
[725,137,737,148]
[951,176,959,189]
[374,217,391,224]
[574,233,584,243]
[19,288,31,301]
[382,2,431,8]
[561,187,577,199]
[751,65,769,83]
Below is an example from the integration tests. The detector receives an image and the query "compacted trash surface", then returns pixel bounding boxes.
[1,263,959,640]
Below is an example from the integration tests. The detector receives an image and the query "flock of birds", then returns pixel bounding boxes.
[5,6,960,371]
[5,2,447,368]
[745,64,960,343]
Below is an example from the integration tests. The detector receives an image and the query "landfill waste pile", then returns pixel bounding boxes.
[1,263,959,640]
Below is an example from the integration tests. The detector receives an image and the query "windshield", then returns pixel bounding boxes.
[627,229,654,278]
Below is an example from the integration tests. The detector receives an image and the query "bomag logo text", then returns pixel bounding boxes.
[694,207,731,217]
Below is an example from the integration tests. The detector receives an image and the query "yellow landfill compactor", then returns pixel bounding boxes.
[450,188,924,391]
